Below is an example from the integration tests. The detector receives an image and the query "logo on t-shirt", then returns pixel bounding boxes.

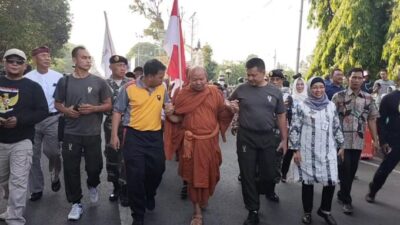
[157,95,161,101]
[88,87,93,94]
[0,87,19,113]
[267,95,272,102]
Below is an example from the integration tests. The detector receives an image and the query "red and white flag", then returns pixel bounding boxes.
[163,0,186,87]
[101,11,116,78]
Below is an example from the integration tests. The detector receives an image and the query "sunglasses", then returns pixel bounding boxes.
[6,59,25,65]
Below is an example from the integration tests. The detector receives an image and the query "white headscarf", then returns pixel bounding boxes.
[291,77,307,102]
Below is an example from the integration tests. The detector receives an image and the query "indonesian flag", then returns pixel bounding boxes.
[163,0,186,86]
[101,11,116,78]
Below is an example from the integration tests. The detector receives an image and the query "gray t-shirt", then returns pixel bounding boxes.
[229,83,285,131]
[54,74,112,136]
[373,79,395,96]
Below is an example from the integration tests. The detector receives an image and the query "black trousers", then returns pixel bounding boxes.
[337,149,361,204]
[302,183,335,213]
[237,128,281,211]
[103,121,126,187]
[123,128,165,220]
[281,149,294,177]
[62,134,103,203]
[370,145,400,195]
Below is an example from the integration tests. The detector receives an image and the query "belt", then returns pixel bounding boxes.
[48,112,59,117]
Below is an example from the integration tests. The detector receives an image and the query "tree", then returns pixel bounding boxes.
[217,61,246,85]
[382,0,400,80]
[0,0,71,58]
[245,54,259,62]
[308,0,392,79]
[52,43,76,74]
[130,0,165,41]
[202,44,218,81]
[126,42,167,67]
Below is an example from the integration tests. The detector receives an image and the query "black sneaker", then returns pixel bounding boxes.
[109,189,120,202]
[302,213,312,224]
[29,192,43,201]
[146,196,155,211]
[51,179,61,192]
[266,192,280,202]
[243,211,259,225]
[342,203,353,215]
[317,209,337,225]
[365,193,375,203]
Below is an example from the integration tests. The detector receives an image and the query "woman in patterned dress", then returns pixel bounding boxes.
[289,77,344,225]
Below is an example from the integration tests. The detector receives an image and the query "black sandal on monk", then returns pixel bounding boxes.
[181,181,188,199]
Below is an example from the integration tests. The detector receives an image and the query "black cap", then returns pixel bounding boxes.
[268,69,284,79]
[109,55,128,65]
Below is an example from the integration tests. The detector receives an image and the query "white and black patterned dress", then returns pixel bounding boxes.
[289,101,344,186]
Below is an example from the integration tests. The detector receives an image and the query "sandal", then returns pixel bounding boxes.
[181,182,188,199]
[190,215,203,225]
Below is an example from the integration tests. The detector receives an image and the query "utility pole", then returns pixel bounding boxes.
[273,49,277,68]
[295,0,304,73]
[189,12,196,61]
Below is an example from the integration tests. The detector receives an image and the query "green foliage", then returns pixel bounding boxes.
[130,0,165,41]
[308,0,392,80]
[51,43,76,74]
[126,42,167,67]
[0,0,71,58]
[382,0,400,80]
[202,44,218,81]
[308,0,341,31]
[217,61,246,85]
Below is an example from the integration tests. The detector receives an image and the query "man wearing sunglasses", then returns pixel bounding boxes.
[0,48,49,225]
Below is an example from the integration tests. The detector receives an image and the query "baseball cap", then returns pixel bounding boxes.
[3,48,27,60]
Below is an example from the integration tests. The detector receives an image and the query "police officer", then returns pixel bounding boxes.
[104,55,132,206]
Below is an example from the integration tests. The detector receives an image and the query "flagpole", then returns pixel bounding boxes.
[177,8,183,89]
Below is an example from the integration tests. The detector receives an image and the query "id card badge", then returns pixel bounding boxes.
[322,121,329,131]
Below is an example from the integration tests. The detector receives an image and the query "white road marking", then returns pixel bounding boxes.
[360,160,400,175]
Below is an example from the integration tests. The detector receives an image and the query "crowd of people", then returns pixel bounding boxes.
[0,46,400,225]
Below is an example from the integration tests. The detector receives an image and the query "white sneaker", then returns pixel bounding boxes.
[67,203,83,221]
[0,210,7,221]
[89,187,99,203]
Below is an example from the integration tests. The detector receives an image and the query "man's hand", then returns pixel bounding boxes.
[110,135,120,151]
[78,104,97,115]
[337,148,345,162]
[372,140,380,154]
[277,140,288,155]
[164,103,174,116]
[4,116,17,128]
[381,143,392,155]
[293,150,301,165]
[64,106,80,118]
[229,100,239,113]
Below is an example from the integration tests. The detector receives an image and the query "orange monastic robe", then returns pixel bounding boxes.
[164,85,233,205]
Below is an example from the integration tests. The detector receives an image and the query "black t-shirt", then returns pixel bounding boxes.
[229,83,285,131]
[0,76,48,143]
[378,90,400,145]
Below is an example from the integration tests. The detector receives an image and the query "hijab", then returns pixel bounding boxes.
[303,77,330,111]
[291,78,307,102]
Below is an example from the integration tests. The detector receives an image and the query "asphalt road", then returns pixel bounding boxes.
[1,133,399,225]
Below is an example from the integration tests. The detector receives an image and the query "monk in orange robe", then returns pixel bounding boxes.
[165,67,233,225]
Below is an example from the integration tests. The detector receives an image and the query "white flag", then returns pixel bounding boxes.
[101,11,116,78]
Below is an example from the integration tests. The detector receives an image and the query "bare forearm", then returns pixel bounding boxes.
[111,112,122,137]
[94,100,112,113]
[368,119,379,143]
[55,102,68,114]
[277,113,288,141]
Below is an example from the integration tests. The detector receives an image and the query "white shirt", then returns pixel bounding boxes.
[25,69,63,113]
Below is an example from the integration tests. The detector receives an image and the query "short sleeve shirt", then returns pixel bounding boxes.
[25,69,63,113]
[229,83,285,131]
[54,74,112,136]
[332,89,379,150]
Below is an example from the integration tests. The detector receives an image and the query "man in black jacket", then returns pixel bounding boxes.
[0,48,48,225]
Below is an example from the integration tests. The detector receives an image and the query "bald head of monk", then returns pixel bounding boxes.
[189,66,208,92]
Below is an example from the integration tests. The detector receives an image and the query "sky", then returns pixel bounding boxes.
[69,0,319,74]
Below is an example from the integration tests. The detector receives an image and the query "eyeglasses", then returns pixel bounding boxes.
[5,59,25,65]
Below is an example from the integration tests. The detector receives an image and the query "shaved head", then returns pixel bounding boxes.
[189,66,208,91]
